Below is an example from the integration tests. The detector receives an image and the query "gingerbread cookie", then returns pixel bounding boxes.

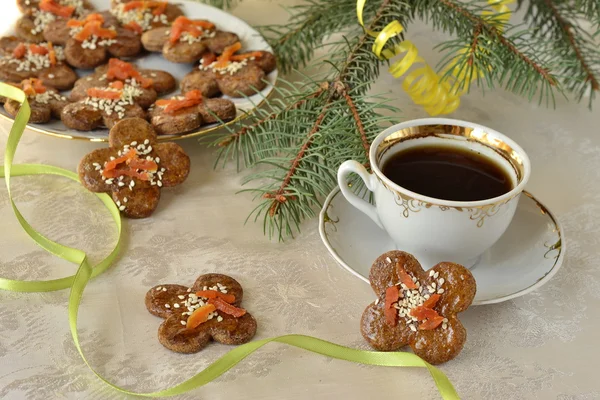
[69,58,176,108]
[77,118,190,218]
[3,78,70,123]
[145,273,257,353]
[61,80,149,131]
[360,251,476,365]
[141,16,239,63]
[15,0,93,43]
[110,0,184,35]
[148,90,236,135]
[180,42,277,98]
[0,40,77,90]
[42,11,142,69]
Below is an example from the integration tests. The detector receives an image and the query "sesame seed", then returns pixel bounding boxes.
[156,286,162,291]
[385,257,391,263]
[442,323,448,330]
[443,318,448,323]
[187,288,191,292]
[433,271,439,279]
[429,287,435,293]
[180,321,186,326]
[173,303,180,308]
[165,304,170,308]
[429,270,435,277]
[178,295,185,300]
[155,157,160,163]
[424,294,430,299]
[118,182,125,187]
[409,325,417,332]
[438,278,445,285]
[144,139,150,145]
[157,181,163,187]
[119,205,126,211]
[432,282,436,289]
[217,316,223,322]
[123,197,128,203]
[437,288,445,294]
[105,179,114,184]
[374,298,379,305]
[162,288,167,292]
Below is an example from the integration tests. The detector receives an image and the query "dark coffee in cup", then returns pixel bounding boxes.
[381,145,513,202]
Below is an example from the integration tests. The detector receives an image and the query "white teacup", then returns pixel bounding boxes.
[337,118,531,268]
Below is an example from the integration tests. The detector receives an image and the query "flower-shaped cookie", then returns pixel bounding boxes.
[61,80,148,131]
[180,42,277,98]
[361,250,476,365]
[77,118,190,218]
[145,273,257,353]
[0,39,77,90]
[42,11,141,69]
[141,16,239,63]
[3,78,70,123]
[69,58,176,107]
[148,90,237,135]
[110,0,184,34]
[15,0,93,43]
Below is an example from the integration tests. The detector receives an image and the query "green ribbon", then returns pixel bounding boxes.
[0,82,460,399]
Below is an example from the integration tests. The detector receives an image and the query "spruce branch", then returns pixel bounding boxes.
[522,0,599,104]
[409,0,559,102]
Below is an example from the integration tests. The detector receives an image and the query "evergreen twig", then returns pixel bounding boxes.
[208,0,598,240]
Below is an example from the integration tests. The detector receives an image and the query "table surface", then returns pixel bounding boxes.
[1,1,599,399]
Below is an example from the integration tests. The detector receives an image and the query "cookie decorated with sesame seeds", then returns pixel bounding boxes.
[0,40,77,91]
[15,0,94,44]
[180,43,276,98]
[77,118,190,218]
[360,250,476,365]
[4,78,70,124]
[148,91,236,135]
[41,11,142,70]
[145,273,257,354]
[141,16,240,64]
[110,0,184,35]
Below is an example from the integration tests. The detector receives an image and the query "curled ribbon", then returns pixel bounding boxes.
[0,83,459,399]
[356,0,513,115]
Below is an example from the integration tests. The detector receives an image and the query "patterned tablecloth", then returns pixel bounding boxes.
[1,1,599,399]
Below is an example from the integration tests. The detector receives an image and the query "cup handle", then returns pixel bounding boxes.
[337,160,384,229]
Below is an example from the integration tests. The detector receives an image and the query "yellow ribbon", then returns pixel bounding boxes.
[357,0,513,115]
[0,83,460,399]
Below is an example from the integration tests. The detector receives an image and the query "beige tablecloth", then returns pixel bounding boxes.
[1,1,599,399]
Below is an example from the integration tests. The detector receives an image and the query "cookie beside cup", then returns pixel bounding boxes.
[361,250,476,365]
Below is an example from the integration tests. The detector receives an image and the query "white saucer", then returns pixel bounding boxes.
[319,187,565,305]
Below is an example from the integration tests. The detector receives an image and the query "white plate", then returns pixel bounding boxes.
[319,187,565,305]
[0,0,277,141]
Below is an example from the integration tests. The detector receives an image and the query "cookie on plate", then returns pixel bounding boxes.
[69,58,176,107]
[141,16,239,63]
[3,78,70,123]
[145,273,257,353]
[110,0,184,34]
[42,11,142,69]
[77,118,190,218]
[180,42,276,98]
[15,0,94,43]
[148,89,236,135]
[360,250,476,365]
[0,39,77,90]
